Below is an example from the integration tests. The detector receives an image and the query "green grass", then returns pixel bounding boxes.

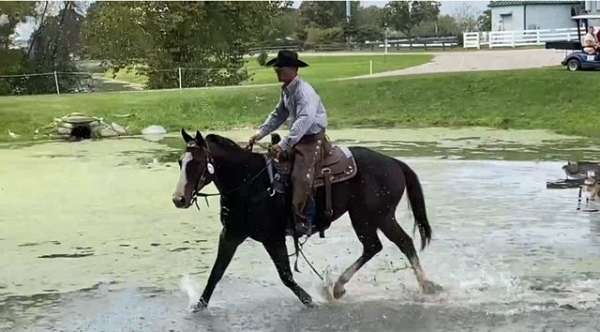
[103,66,149,86]
[2,67,600,141]
[244,54,433,84]
[98,54,433,87]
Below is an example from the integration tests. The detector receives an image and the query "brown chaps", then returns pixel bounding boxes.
[291,131,330,222]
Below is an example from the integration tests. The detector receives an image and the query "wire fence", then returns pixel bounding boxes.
[1,38,462,96]
[0,61,379,96]
[0,66,247,96]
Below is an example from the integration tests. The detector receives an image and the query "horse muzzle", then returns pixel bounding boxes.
[172,194,191,208]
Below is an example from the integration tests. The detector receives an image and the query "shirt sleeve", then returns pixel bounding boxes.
[257,94,288,140]
[278,89,319,151]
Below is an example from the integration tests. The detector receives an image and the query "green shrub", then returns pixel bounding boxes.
[257,51,269,66]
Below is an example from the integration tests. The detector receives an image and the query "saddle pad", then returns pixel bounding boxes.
[314,146,357,188]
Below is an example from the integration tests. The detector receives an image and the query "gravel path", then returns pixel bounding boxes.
[348,48,567,79]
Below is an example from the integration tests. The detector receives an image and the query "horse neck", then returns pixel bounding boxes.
[208,143,265,194]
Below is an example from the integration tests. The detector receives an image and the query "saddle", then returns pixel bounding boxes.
[267,140,358,236]
[314,145,357,187]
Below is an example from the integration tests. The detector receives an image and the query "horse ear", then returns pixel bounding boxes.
[181,128,193,143]
[195,130,206,146]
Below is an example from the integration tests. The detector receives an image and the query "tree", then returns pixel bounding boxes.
[413,14,460,37]
[383,1,440,40]
[83,1,282,89]
[478,9,491,32]
[296,1,359,44]
[353,25,380,42]
[0,1,86,95]
[258,6,298,45]
[0,1,35,49]
[453,3,479,32]
[353,5,385,42]
[436,15,461,36]
[355,5,384,28]
[298,1,346,29]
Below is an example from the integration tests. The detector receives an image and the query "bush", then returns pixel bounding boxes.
[304,27,345,48]
[0,80,12,96]
[257,51,268,66]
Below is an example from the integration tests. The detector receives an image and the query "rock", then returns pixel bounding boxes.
[99,127,119,137]
[62,114,97,124]
[57,127,72,135]
[7,130,20,139]
[142,125,167,135]
[111,122,128,135]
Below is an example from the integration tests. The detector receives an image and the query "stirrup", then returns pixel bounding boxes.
[295,220,312,237]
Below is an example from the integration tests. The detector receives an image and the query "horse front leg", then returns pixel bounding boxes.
[195,229,244,310]
[263,239,314,307]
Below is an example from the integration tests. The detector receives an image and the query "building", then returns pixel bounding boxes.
[489,1,599,31]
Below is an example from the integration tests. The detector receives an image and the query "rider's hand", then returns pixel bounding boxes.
[271,144,284,160]
[248,133,261,146]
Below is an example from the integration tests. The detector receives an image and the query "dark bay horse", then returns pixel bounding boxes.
[172,129,441,309]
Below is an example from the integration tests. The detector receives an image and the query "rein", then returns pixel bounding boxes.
[190,161,273,210]
[188,139,324,281]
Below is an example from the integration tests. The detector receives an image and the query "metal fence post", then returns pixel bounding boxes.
[384,27,389,54]
[53,71,60,95]
[178,67,182,90]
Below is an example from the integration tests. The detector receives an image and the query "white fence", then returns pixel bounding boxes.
[464,27,581,49]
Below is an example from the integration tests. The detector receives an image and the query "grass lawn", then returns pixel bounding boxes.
[99,54,433,88]
[2,67,600,141]
[244,54,433,84]
[103,66,149,86]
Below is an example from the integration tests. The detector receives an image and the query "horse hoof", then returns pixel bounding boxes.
[192,298,208,312]
[304,300,316,308]
[422,280,443,294]
[333,283,346,299]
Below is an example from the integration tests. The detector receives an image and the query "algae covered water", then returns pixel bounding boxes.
[1,128,600,331]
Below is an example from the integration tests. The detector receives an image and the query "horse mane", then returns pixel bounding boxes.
[205,134,258,161]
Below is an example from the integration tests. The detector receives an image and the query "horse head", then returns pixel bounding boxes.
[172,129,215,208]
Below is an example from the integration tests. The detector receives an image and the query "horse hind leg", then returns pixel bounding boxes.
[333,215,382,299]
[378,214,442,294]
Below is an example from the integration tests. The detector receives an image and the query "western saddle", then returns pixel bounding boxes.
[267,134,358,235]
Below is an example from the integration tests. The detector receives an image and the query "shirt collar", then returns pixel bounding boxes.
[282,76,300,96]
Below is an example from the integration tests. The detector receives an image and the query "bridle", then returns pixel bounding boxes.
[183,138,323,280]
[187,143,274,210]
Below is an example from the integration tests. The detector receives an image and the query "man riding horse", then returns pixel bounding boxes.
[248,50,328,235]
[172,50,441,310]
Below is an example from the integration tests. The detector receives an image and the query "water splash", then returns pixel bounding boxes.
[179,274,201,308]
[315,267,336,303]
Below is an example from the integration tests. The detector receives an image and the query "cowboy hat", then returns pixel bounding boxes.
[265,50,309,67]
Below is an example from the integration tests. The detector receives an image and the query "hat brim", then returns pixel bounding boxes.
[265,58,309,68]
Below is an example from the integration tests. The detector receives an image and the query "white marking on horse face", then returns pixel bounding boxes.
[174,152,193,198]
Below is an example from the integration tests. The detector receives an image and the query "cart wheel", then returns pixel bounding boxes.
[567,59,580,72]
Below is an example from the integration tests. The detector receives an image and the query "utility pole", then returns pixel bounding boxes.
[346,1,352,48]
[346,0,351,23]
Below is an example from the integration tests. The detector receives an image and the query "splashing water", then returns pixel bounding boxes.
[179,274,201,308]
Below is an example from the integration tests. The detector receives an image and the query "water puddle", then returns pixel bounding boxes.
[2,127,600,330]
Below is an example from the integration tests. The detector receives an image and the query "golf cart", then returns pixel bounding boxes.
[546,14,600,71]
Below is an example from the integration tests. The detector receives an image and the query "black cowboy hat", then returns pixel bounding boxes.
[265,50,309,68]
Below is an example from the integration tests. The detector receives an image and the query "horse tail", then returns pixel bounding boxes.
[397,160,432,250]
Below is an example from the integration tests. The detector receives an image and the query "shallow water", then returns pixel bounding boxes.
[2,128,600,331]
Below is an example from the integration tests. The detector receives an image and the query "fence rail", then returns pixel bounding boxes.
[464,27,582,49]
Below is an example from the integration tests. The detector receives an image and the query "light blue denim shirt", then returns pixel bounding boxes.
[257,76,327,151]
